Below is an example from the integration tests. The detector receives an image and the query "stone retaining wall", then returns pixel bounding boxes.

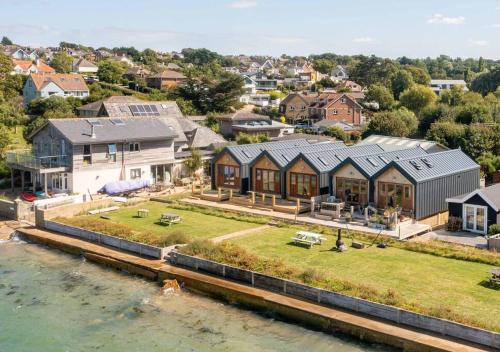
[0,199,15,219]
[44,220,165,259]
[169,251,499,349]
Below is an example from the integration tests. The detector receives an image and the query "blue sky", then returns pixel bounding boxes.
[1,0,499,58]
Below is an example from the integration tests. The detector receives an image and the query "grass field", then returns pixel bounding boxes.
[75,201,261,243]
[230,226,500,331]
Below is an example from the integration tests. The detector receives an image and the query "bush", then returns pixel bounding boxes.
[489,224,500,236]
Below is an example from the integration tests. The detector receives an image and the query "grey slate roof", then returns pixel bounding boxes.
[298,144,385,173]
[189,127,226,149]
[358,135,447,153]
[49,117,178,144]
[225,139,311,165]
[478,184,500,210]
[387,149,479,183]
[344,147,428,177]
[264,141,346,168]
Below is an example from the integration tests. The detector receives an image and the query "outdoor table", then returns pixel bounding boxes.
[292,231,327,248]
[490,268,500,284]
[137,208,149,218]
[160,213,181,225]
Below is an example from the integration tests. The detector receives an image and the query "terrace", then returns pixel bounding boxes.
[6,150,70,173]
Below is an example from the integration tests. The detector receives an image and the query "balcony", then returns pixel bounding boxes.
[6,150,70,173]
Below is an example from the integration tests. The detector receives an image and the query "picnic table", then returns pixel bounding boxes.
[490,268,500,284]
[291,231,327,248]
[137,208,149,218]
[160,213,181,226]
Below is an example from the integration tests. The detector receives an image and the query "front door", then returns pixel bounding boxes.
[463,205,487,234]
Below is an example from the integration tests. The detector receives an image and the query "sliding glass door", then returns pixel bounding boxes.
[463,205,487,234]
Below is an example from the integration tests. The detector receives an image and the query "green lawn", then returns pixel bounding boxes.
[83,202,261,241]
[230,226,500,331]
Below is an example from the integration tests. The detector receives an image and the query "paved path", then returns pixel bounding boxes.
[413,229,488,248]
[14,226,493,352]
[182,197,430,239]
[212,225,270,243]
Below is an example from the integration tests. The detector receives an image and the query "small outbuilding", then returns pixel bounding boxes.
[446,183,500,235]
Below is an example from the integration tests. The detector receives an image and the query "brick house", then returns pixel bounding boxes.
[308,93,363,125]
[279,93,318,124]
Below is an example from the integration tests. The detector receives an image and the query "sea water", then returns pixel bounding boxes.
[0,240,393,352]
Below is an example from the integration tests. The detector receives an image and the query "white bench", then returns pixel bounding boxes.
[291,237,316,248]
[291,231,327,248]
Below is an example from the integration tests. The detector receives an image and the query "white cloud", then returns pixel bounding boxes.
[427,14,465,25]
[228,1,257,9]
[492,23,500,28]
[353,37,373,43]
[469,39,488,47]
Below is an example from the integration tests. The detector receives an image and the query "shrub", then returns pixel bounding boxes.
[489,224,500,236]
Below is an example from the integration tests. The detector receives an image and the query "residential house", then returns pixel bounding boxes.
[12,59,55,75]
[313,120,360,133]
[331,65,349,81]
[166,62,181,71]
[242,75,257,94]
[4,47,38,61]
[336,80,363,92]
[7,117,178,196]
[123,66,151,81]
[239,93,271,107]
[254,77,278,90]
[111,53,134,66]
[146,70,186,89]
[446,183,500,235]
[23,73,89,106]
[77,96,144,117]
[217,111,293,138]
[72,58,98,74]
[308,93,363,125]
[279,93,317,124]
[430,79,468,95]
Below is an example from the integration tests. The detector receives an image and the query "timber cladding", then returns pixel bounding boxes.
[251,155,280,192]
[286,158,318,199]
[214,151,240,190]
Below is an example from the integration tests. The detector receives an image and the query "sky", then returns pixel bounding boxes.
[1,0,499,59]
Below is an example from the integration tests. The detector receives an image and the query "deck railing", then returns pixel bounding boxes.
[6,150,70,170]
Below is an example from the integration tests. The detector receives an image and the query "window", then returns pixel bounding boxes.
[333,108,338,115]
[83,144,91,165]
[256,169,280,193]
[52,173,68,190]
[301,105,306,110]
[290,173,317,198]
[341,98,346,103]
[290,106,295,111]
[130,168,142,179]
[129,142,140,152]
[108,144,117,162]
[219,165,239,186]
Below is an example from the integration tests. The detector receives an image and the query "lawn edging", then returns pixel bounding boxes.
[44,220,166,259]
[168,251,500,349]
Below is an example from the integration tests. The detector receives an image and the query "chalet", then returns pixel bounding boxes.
[447,183,500,235]
[372,149,479,220]
[308,93,363,125]
[211,140,311,194]
[146,70,186,89]
[329,147,428,207]
[23,73,89,106]
[12,59,54,75]
[283,144,383,200]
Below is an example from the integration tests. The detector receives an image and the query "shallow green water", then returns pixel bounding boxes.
[0,240,392,352]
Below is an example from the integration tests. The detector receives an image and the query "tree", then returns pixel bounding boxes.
[181,48,223,65]
[51,51,73,73]
[366,108,418,137]
[439,85,465,106]
[0,124,13,155]
[97,59,126,84]
[404,66,431,85]
[1,36,13,45]
[184,148,203,179]
[313,59,336,74]
[425,121,466,149]
[349,56,398,87]
[27,95,79,119]
[391,70,414,99]
[461,124,500,160]
[323,126,349,142]
[140,48,157,66]
[365,84,395,110]
[0,52,13,80]
[453,103,492,124]
[471,67,500,95]
[399,84,436,115]
[236,133,269,144]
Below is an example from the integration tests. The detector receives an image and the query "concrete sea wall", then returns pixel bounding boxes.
[169,251,500,350]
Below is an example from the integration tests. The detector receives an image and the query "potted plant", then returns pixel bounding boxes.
[344,212,352,223]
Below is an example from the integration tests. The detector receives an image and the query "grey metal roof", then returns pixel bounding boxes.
[346,147,428,177]
[265,141,346,168]
[358,135,447,153]
[232,120,292,131]
[300,144,384,173]
[225,139,311,165]
[49,117,178,144]
[389,149,479,183]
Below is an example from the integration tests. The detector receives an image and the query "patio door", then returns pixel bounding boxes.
[463,205,487,234]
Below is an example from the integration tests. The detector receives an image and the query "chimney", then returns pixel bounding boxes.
[91,125,96,139]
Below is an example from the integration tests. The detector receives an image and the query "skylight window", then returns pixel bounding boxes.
[87,119,103,127]
[378,156,389,164]
[421,158,433,168]
[410,160,422,170]
[367,158,378,167]
[242,150,252,158]
[318,157,329,166]
[110,118,125,126]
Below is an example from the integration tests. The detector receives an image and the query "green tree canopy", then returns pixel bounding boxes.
[399,84,436,115]
[313,58,336,74]
[391,70,414,99]
[323,126,349,142]
[470,67,500,95]
[51,51,73,73]
[236,133,269,144]
[366,108,418,137]
[97,59,126,84]
[365,84,395,110]
[1,36,13,45]
[404,66,431,85]
[425,121,466,149]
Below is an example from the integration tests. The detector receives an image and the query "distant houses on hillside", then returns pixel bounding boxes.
[23,73,89,105]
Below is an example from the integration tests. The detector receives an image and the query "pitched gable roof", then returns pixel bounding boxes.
[73,58,98,69]
[29,73,88,92]
[223,139,311,165]
[149,70,186,79]
[13,59,54,74]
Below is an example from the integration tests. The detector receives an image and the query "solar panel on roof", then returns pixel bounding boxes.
[130,105,139,113]
[144,105,152,113]
[151,105,159,113]
[137,105,145,113]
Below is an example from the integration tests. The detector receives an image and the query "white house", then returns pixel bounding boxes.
[12,59,55,75]
[23,73,89,106]
[72,58,98,74]
[331,65,349,82]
